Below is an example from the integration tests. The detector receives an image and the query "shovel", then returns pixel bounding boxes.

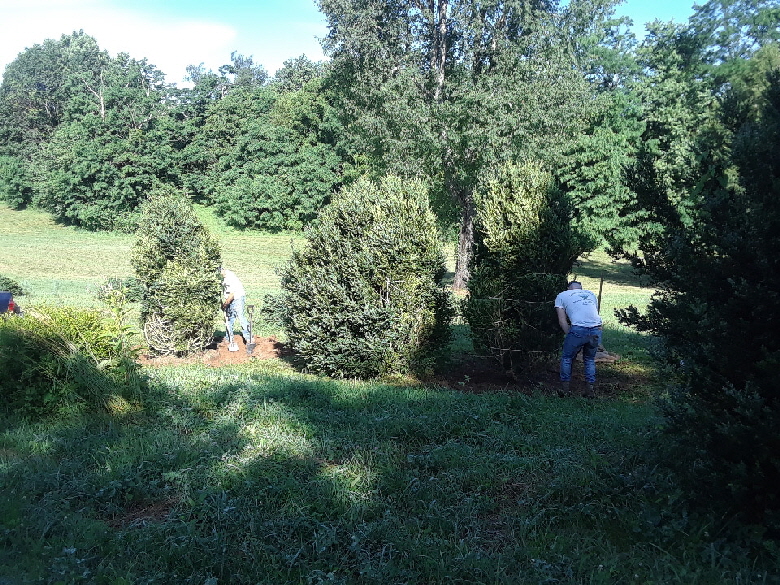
[245,304,256,355]
[224,311,239,352]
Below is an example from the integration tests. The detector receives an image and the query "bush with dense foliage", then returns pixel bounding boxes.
[276,176,453,378]
[185,84,341,232]
[618,64,780,526]
[0,305,142,415]
[97,276,143,303]
[35,113,179,232]
[0,156,33,208]
[0,33,178,232]
[0,275,24,296]
[463,161,586,372]
[131,191,222,356]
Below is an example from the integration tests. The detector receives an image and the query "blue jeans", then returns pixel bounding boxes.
[560,326,602,384]
[226,295,249,342]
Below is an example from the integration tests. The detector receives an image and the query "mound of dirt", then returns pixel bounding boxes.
[138,335,285,367]
[580,349,621,364]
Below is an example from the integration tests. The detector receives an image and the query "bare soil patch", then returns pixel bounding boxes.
[108,497,179,529]
[431,349,623,396]
[138,335,286,367]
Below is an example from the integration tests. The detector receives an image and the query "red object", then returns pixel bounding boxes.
[7,299,14,312]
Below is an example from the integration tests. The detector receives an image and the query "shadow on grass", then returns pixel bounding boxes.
[0,360,772,584]
[571,256,651,289]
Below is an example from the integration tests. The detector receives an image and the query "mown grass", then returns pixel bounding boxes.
[0,204,300,309]
[2,362,777,584]
[2,204,777,583]
[0,205,134,307]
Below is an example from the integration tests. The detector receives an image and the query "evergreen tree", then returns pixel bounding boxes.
[277,176,453,378]
[187,82,341,231]
[618,26,780,522]
[132,191,222,356]
[463,161,586,372]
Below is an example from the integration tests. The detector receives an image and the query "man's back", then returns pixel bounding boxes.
[222,269,246,298]
[554,289,601,327]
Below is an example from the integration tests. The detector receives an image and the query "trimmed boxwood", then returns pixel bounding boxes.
[277,176,453,378]
[463,161,586,372]
[132,191,222,356]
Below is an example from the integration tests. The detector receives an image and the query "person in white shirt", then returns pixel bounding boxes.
[220,267,249,345]
[554,281,602,397]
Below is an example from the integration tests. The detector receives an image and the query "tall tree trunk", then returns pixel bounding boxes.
[430,0,472,289]
[433,0,448,102]
[453,192,475,291]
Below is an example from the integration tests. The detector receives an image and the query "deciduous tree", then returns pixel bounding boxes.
[318,0,624,288]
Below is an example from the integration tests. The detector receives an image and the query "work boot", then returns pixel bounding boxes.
[582,383,595,398]
[558,380,571,397]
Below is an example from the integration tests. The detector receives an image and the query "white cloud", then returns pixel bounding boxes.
[0,1,239,84]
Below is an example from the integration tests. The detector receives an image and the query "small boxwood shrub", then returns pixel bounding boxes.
[132,191,222,356]
[276,176,453,378]
[463,161,586,372]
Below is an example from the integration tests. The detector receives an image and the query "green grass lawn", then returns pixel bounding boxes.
[1,204,776,583]
[0,203,300,308]
[1,363,775,583]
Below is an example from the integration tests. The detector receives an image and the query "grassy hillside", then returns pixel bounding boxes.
[0,204,301,308]
[1,204,776,583]
[0,205,134,307]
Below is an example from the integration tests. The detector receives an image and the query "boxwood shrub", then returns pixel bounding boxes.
[277,176,453,378]
[132,191,222,356]
[463,161,586,372]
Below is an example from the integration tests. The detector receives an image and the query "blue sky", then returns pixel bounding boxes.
[0,0,698,85]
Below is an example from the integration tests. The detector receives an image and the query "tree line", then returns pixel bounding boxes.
[0,2,776,284]
[1,0,780,528]
[0,34,339,233]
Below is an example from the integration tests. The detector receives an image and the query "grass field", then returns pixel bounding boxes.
[0,204,299,308]
[1,204,776,583]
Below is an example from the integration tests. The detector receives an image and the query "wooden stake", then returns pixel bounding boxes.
[598,274,604,313]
